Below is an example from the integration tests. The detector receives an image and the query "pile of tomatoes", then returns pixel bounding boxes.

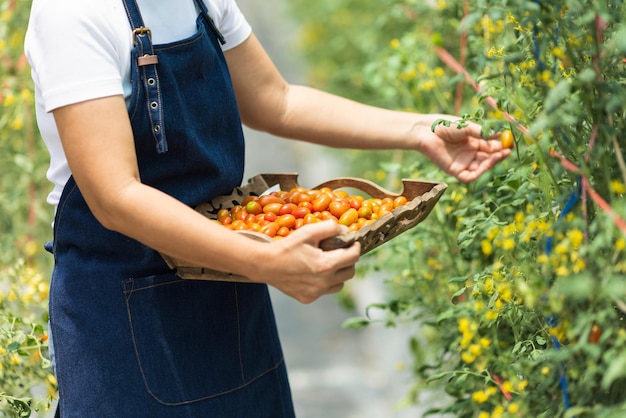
[215,187,410,238]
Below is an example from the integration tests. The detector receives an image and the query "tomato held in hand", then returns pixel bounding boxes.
[501,129,514,149]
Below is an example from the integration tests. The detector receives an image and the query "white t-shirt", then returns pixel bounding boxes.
[24,0,252,208]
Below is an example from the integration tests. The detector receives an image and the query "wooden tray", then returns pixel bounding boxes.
[161,173,447,282]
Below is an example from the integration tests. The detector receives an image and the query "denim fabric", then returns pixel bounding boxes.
[48,0,294,416]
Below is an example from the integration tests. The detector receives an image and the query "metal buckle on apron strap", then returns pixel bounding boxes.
[132,27,159,67]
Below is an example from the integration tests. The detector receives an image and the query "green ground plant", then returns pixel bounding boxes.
[1,0,55,416]
[290,0,626,417]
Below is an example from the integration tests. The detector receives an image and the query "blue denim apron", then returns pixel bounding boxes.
[49,0,294,416]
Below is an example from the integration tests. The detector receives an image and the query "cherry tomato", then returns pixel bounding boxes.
[261,222,279,237]
[217,208,230,222]
[245,201,263,215]
[357,205,372,219]
[339,208,359,226]
[329,200,350,218]
[277,226,291,237]
[312,194,332,212]
[303,213,320,225]
[258,195,285,207]
[276,214,296,229]
[263,202,283,215]
[348,198,362,210]
[289,192,311,205]
[241,196,258,206]
[264,212,277,222]
[279,203,298,215]
[231,220,248,230]
[588,324,602,344]
[393,195,408,208]
[291,207,311,219]
[501,129,514,149]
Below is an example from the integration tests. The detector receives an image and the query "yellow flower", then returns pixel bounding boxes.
[541,366,551,376]
[567,229,584,249]
[390,38,400,49]
[502,238,515,251]
[3,93,15,107]
[462,351,476,363]
[611,180,626,195]
[485,310,499,321]
[492,405,504,418]
[469,343,482,356]
[508,402,520,414]
[479,338,491,348]
[517,379,528,391]
[478,412,490,418]
[537,254,549,264]
[458,317,470,333]
[481,240,494,256]
[556,266,569,276]
[472,390,490,403]
[616,238,626,251]
[484,278,495,294]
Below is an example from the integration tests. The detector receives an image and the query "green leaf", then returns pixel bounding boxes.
[7,341,20,351]
[602,350,626,389]
[341,317,370,329]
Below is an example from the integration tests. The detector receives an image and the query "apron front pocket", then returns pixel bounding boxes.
[123,272,270,405]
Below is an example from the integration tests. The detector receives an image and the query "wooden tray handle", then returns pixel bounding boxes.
[313,177,440,200]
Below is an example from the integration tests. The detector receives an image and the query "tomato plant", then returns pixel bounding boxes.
[290,0,626,417]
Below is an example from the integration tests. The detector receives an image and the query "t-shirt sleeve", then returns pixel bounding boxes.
[25,0,127,113]
[210,0,253,51]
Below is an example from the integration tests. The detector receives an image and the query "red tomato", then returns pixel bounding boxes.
[589,324,602,344]
[264,212,277,222]
[292,207,311,219]
[348,198,362,210]
[279,203,298,215]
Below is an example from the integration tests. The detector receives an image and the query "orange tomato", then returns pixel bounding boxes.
[501,129,514,149]
[260,222,279,237]
[276,214,296,229]
[262,202,283,215]
[312,194,332,212]
[329,200,350,218]
[393,195,408,208]
[245,200,263,215]
[339,208,359,226]
[258,195,285,207]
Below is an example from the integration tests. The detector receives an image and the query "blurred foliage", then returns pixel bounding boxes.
[1,0,55,416]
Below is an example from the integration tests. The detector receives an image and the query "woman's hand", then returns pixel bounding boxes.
[412,115,511,183]
[248,221,361,304]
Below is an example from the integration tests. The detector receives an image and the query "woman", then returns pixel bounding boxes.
[25,0,509,416]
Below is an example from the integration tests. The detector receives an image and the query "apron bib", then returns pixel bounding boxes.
[49,1,294,416]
